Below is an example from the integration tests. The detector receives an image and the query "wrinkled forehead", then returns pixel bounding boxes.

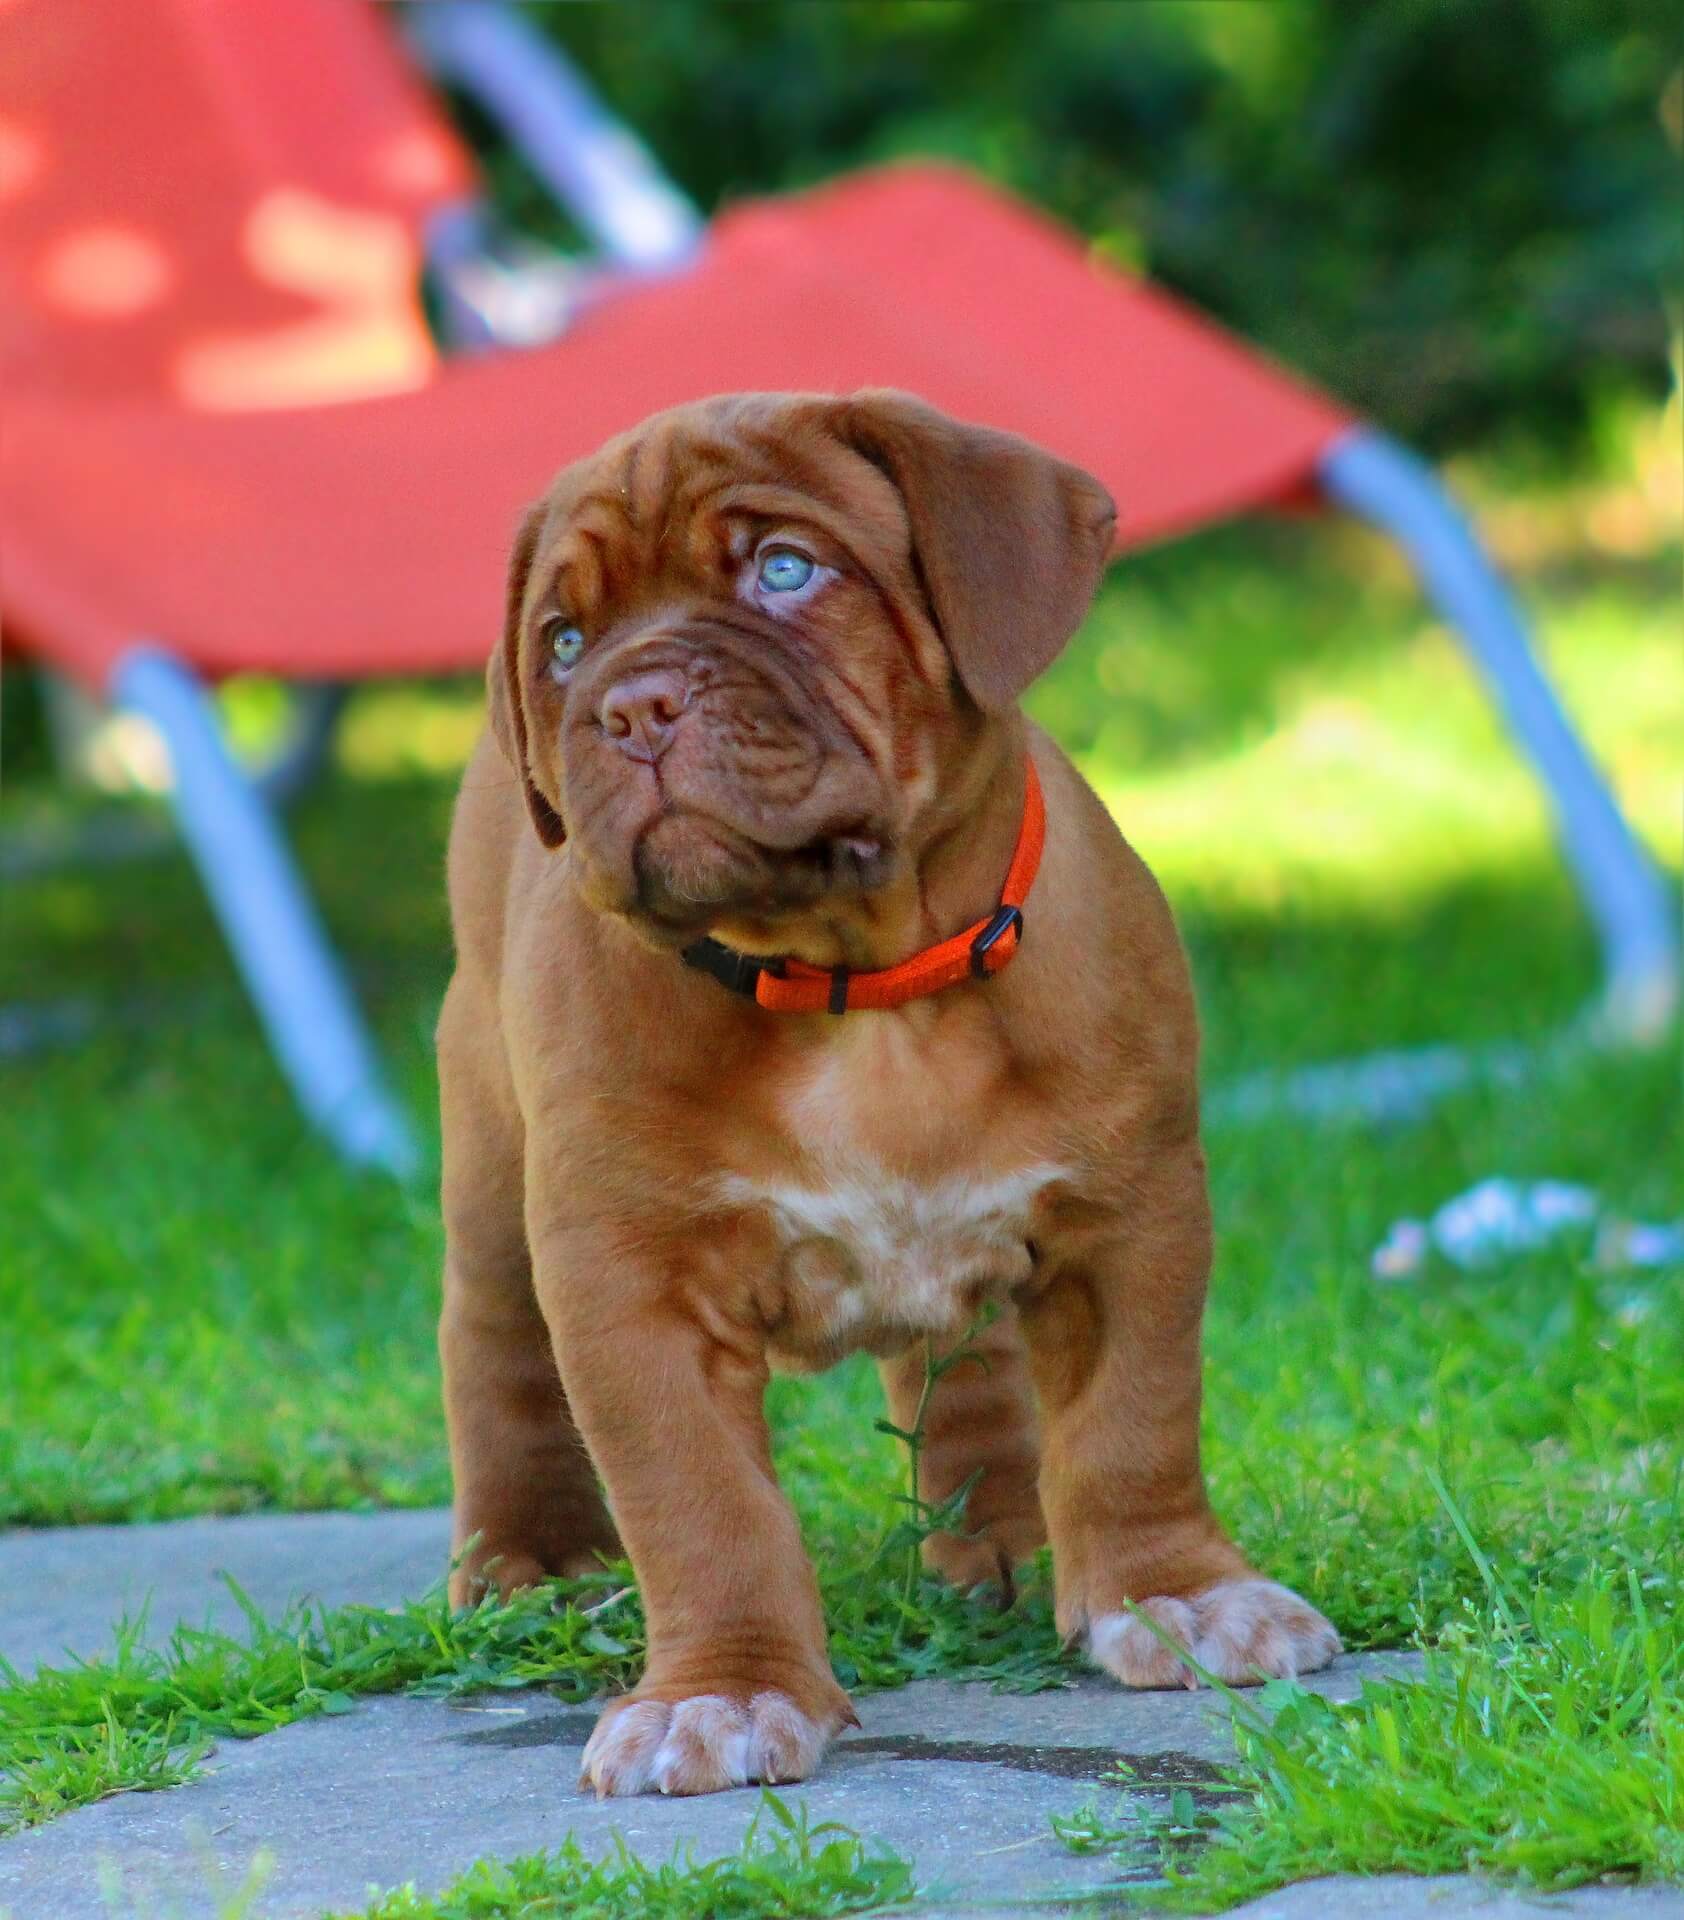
[534,397,910,599]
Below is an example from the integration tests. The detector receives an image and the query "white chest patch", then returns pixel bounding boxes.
[719,1159,1068,1362]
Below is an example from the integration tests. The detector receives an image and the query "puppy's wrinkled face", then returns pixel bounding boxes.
[491,391,1115,949]
[521,398,942,939]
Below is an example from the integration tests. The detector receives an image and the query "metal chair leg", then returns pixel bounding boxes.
[1319,427,1678,1044]
[405,0,702,273]
[256,682,350,809]
[111,646,420,1177]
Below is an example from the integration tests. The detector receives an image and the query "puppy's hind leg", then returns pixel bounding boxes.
[878,1305,1046,1599]
[438,976,619,1607]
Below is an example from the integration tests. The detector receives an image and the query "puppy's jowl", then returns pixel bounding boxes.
[438,390,1339,1799]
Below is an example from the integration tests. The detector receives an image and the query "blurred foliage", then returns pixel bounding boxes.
[482,0,1681,457]
[0,661,52,782]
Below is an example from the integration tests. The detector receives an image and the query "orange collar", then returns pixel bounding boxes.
[682,758,1045,1015]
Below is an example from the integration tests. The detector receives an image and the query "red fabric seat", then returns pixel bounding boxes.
[4,164,1350,689]
[0,0,471,402]
[0,0,1348,691]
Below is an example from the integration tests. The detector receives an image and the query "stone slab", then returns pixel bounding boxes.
[909,1889,1684,1920]
[0,1510,452,1677]
[1,1511,1675,1919]
[1,1660,1419,1920]
[1224,1881,1684,1919]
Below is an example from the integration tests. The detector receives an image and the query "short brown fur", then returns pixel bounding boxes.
[439,391,1337,1798]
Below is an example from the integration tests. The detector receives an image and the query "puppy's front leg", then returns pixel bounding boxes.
[1021,1140,1340,1689]
[534,1221,855,1798]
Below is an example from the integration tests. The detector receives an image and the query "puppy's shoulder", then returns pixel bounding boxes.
[1029,727,1183,966]
[1022,727,1200,1111]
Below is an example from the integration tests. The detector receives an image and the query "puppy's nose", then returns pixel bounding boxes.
[598,670,687,763]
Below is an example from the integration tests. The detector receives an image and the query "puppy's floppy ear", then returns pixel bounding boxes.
[486,501,566,848]
[839,389,1117,711]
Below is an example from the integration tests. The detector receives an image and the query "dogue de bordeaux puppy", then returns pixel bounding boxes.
[438,390,1339,1798]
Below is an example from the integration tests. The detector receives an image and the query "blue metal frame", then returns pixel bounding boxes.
[111,648,420,1178]
[405,0,702,274]
[1320,429,1678,1044]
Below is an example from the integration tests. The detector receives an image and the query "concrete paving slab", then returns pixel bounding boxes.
[1225,1880,1684,1918]
[1,1511,1675,1919]
[0,1510,452,1676]
[0,1659,1420,1920]
[911,1888,1684,1920]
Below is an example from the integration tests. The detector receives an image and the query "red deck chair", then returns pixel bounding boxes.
[2,0,1671,1171]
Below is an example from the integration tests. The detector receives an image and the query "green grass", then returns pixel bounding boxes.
[0,1329,1070,1833]
[325,1796,915,1920]
[0,1706,208,1835]
[0,1516,1076,1835]
[2,505,1680,1897]
[0,1578,625,1837]
[84,1794,913,1920]
[1193,1537,1683,1898]
[1050,1481,1683,1907]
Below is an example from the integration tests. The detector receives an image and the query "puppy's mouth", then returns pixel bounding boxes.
[561,672,893,943]
[618,808,890,943]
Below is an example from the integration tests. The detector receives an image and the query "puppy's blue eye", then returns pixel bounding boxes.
[547,622,585,669]
[757,548,815,594]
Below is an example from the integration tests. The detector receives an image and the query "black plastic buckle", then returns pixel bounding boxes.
[682,937,766,999]
[970,904,1024,978]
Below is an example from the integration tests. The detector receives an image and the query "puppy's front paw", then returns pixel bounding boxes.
[579,1688,848,1798]
[1088,1578,1340,1690]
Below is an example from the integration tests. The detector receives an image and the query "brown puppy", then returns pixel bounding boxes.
[438,390,1339,1799]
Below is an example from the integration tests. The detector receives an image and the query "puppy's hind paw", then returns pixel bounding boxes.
[579,1689,845,1798]
[1089,1579,1340,1690]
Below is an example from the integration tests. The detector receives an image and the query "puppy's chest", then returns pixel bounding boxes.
[717,1023,1066,1369]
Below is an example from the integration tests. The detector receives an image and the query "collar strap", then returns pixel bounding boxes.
[683,757,1045,1015]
